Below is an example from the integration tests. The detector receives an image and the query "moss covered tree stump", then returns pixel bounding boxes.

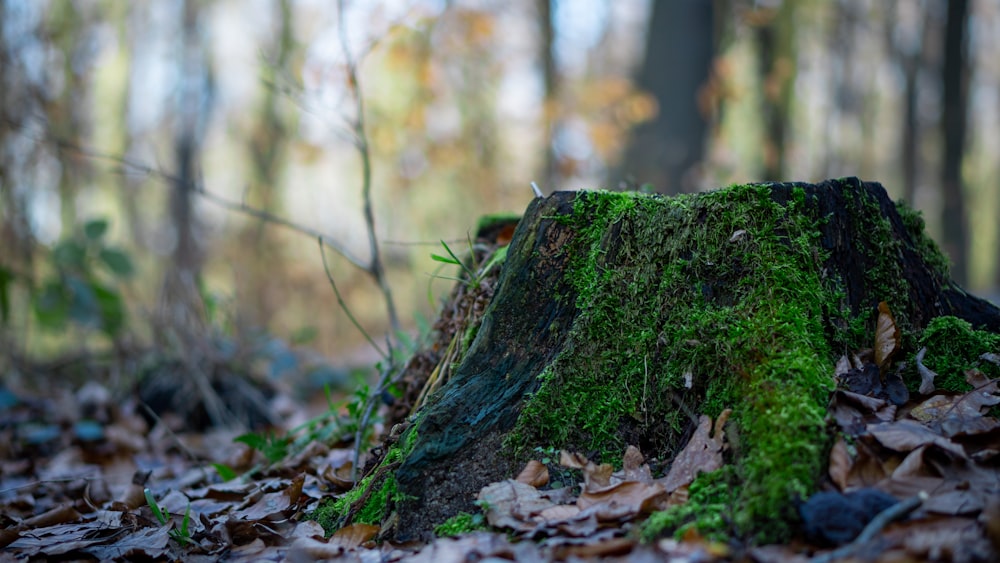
[350,178,1000,543]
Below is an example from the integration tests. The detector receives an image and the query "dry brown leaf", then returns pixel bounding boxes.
[963,369,1000,411]
[322,460,356,490]
[659,411,729,492]
[233,473,304,521]
[577,480,668,516]
[845,437,893,489]
[831,390,896,434]
[287,536,346,560]
[329,523,380,549]
[559,450,589,469]
[516,460,549,488]
[828,437,852,491]
[868,420,965,456]
[477,480,554,533]
[875,301,901,371]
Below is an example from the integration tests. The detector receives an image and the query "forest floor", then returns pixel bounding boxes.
[2,332,999,562]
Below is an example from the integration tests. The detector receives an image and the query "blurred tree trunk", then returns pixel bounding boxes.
[0,0,30,271]
[614,0,714,194]
[46,1,90,233]
[536,0,558,190]
[755,1,795,181]
[940,0,970,286]
[116,4,145,252]
[161,0,214,325]
[892,2,924,205]
[240,0,294,329]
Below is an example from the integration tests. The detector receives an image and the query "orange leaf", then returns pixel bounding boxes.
[516,460,549,488]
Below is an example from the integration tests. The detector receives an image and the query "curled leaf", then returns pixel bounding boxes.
[875,301,901,371]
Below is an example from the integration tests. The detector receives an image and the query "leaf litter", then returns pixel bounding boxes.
[3,301,1000,561]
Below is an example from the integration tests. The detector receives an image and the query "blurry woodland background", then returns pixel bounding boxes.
[2,0,999,381]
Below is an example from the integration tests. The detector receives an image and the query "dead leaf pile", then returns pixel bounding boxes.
[470,411,732,560]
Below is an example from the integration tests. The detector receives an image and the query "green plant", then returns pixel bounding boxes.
[31,218,134,338]
[144,488,192,546]
[431,237,482,288]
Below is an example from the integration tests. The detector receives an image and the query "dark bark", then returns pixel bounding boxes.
[613,0,714,194]
[940,0,970,285]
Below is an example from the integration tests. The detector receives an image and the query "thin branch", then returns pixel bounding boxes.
[337,0,401,338]
[318,237,386,359]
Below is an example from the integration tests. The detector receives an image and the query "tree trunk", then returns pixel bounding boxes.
[940,0,970,285]
[352,178,1000,544]
[612,0,714,194]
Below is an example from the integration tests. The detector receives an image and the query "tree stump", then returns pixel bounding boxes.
[357,178,1000,543]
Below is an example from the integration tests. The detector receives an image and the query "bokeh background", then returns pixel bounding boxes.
[2,0,998,373]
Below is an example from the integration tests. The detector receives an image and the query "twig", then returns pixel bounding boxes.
[337,0,400,339]
[318,237,386,359]
[810,492,926,563]
[337,0,402,481]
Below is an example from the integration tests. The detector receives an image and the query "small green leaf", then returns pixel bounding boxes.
[83,219,109,241]
[52,241,87,270]
[211,463,238,481]
[235,432,267,451]
[144,488,169,525]
[99,248,134,277]
[430,253,461,265]
[92,282,126,336]
[32,281,70,330]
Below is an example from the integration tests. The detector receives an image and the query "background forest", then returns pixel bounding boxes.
[2,0,999,381]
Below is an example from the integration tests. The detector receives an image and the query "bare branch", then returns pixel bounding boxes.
[336,0,401,339]
[318,237,387,359]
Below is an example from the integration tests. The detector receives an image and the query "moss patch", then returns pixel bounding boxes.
[310,427,419,535]
[507,183,885,542]
[433,511,487,537]
[918,316,1000,392]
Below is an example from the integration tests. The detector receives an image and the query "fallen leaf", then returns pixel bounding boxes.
[659,410,730,492]
[329,523,379,549]
[516,460,549,488]
[915,347,937,394]
[875,301,901,371]
[828,437,852,491]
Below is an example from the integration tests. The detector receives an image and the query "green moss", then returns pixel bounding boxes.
[639,467,736,542]
[310,427,420,535]
[433,511,487,537]
[507,184,848,542]
[896,201,951,278]
[918,316,1000,391]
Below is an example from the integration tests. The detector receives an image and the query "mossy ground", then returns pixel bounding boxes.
[310,427,419,535]
[506,182,923,543]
